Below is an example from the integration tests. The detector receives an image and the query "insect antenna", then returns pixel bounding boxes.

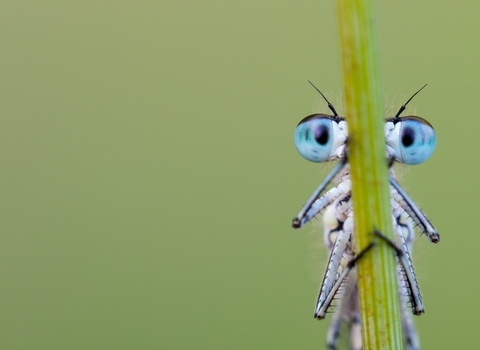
[392,84,427,120]
[307,80,341,121]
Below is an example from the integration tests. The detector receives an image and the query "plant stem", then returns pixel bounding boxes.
[335,0,403,348]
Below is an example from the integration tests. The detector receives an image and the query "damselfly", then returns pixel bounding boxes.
[292,82,439,350]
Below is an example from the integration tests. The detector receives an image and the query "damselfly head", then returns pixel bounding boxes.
[385,85,436,165]
[294,82,348,162]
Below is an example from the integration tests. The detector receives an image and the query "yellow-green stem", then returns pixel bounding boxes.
[335,0,403,348]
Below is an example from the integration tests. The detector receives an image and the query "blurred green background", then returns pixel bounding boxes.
[0,1,477,349]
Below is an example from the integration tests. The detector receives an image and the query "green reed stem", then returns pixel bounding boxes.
[335,0,403,348]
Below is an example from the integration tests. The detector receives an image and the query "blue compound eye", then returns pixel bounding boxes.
[388,116,436,165]
[294,114,346,162]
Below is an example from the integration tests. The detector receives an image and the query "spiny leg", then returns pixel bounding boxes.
[293,179,352,229]
[292,159,347,228]
[397,213,421,350]
[316,234,375,319]
[325,249,373,350]
[373,228,424,315]
[315,228,350,319]
[389,175,439,243]
[317,196,356,314]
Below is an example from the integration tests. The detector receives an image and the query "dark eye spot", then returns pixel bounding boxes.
[401,127,415,147]
[314,125,329,145]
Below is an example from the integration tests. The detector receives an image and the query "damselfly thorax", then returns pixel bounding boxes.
[292,83,439,350]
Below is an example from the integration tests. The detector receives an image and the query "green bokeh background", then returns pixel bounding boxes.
[1,1,477,349]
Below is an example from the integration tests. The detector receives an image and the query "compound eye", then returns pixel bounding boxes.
[388,116,436,165]
[294,114,345,162]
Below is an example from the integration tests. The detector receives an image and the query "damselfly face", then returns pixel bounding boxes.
[292,84,439,350]
[294,113,436,165]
